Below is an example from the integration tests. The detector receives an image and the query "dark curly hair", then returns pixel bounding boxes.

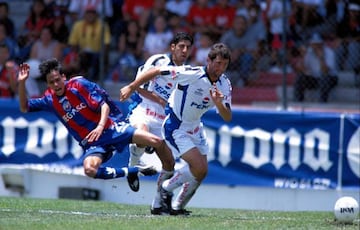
[39,58,62,81]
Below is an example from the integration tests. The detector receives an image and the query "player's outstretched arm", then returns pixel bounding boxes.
[18,63,30,113]
[119,67,161,102]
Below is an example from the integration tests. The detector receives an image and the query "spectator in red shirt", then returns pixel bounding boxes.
[186,0,213,38]
[122,0,154,30]
[0,44,18,98]
[211,0,236,41]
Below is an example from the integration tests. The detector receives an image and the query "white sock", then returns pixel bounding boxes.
[151,169,174,209]
[162,165,193,192]
[128,143,145,166]
[172,179,200,210]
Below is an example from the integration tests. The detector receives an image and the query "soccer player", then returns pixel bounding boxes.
[17,58,172,192]
[126,32,194,214]
[120,43,232,215]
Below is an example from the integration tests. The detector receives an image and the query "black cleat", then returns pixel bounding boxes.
[170,209,192,216]
[144,146,155,154]
[159,186,173,212]
[137,165,158,176]
[127,171,140,192]
[150,207,169,215]
[127,166,157,192]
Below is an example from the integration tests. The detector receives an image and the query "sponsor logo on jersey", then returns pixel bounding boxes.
[62,102,87,122]
[154,83,171,99]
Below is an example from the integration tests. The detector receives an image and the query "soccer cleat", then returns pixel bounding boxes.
[127,171,140,192]
[170,209,192,216]
[144,146,155,154]
[137,165,158,176]
[150,207,169,215]
[159,186,173,212]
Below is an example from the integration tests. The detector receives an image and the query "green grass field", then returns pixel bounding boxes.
[0,197,359,230]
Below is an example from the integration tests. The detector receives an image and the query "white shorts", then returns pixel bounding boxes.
[163,121,209,159]
[128,102,165,137]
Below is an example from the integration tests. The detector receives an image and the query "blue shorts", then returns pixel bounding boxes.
[82,121,136,163]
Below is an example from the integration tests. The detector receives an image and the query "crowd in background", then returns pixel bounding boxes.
[0,0,359,102]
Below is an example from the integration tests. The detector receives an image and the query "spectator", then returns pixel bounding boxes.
[336,2,360,74]
[168,13,189,34]
[166,0,192,18]
[110,19,145,82]
[186,0,213,43]
[142,15,173,60]
[220,15,256,86]
[51,11,70,48]
[293,33,338,102]
[191,32,214,66]
[293,0,327,39]
[235,0,255,19]
[265,0,293,72]
[21,0,54,43]
[122,0,154,30]
[67,0,113,26]
[29,26,62,62]
[67,5,112,82]
[246,3,269,72]
[140,0,174,32]
[0,1,16,39]
[211,0,236,41]
[0,43,18,98]
[18,0,54,63]
[0,21,19,61]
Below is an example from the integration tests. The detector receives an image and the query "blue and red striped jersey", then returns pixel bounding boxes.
[27,76,123,143]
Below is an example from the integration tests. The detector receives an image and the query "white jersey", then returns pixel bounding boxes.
[128,53,179,137]
[161,65,232,157]
[139,53,178,103]
[166,66,232,124]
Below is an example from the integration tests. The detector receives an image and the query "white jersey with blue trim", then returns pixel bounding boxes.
[166,66,232,124]
[136,53,177,103]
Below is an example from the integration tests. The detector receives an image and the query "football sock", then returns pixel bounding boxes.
[94,166,138,179]
[172,179,200,210]
[162,165,193,192]
[128,143,145,166]
[151,169,174,209]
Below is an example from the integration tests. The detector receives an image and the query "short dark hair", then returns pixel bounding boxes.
[39,58,62,81]
[208,43,231,63]
[170,32,194,46]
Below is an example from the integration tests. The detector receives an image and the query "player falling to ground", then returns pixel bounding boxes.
[125,32,194,214]
[17,58,173,192]
[120,43,232,215]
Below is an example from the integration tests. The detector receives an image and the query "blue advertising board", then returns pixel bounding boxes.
[0,99,359,190]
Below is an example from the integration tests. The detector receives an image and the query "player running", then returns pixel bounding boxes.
[120,43,233,215]
[17,58,172,192]
[125,32,194,214]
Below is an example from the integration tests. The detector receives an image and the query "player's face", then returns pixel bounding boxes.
[207,56,229,80]
[171,40,192,66]
[46,70,66,96]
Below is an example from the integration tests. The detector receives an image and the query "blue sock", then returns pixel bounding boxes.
[94,166,130,179]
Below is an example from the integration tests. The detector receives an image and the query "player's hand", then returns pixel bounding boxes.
[209,83,224,104]
[18,63,30,82]
[86,125,104,143]
[119,85,133,101]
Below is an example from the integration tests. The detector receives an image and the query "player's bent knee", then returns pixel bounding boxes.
[84,167,97,178]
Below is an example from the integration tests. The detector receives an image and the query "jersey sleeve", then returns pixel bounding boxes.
[159,65,205,84]
[72,77,105,111]
[27,95,53,112]
[220,75,232,107]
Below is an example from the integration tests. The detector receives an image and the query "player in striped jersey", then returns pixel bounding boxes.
[120,43,233,215]
[18,58,172,192]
